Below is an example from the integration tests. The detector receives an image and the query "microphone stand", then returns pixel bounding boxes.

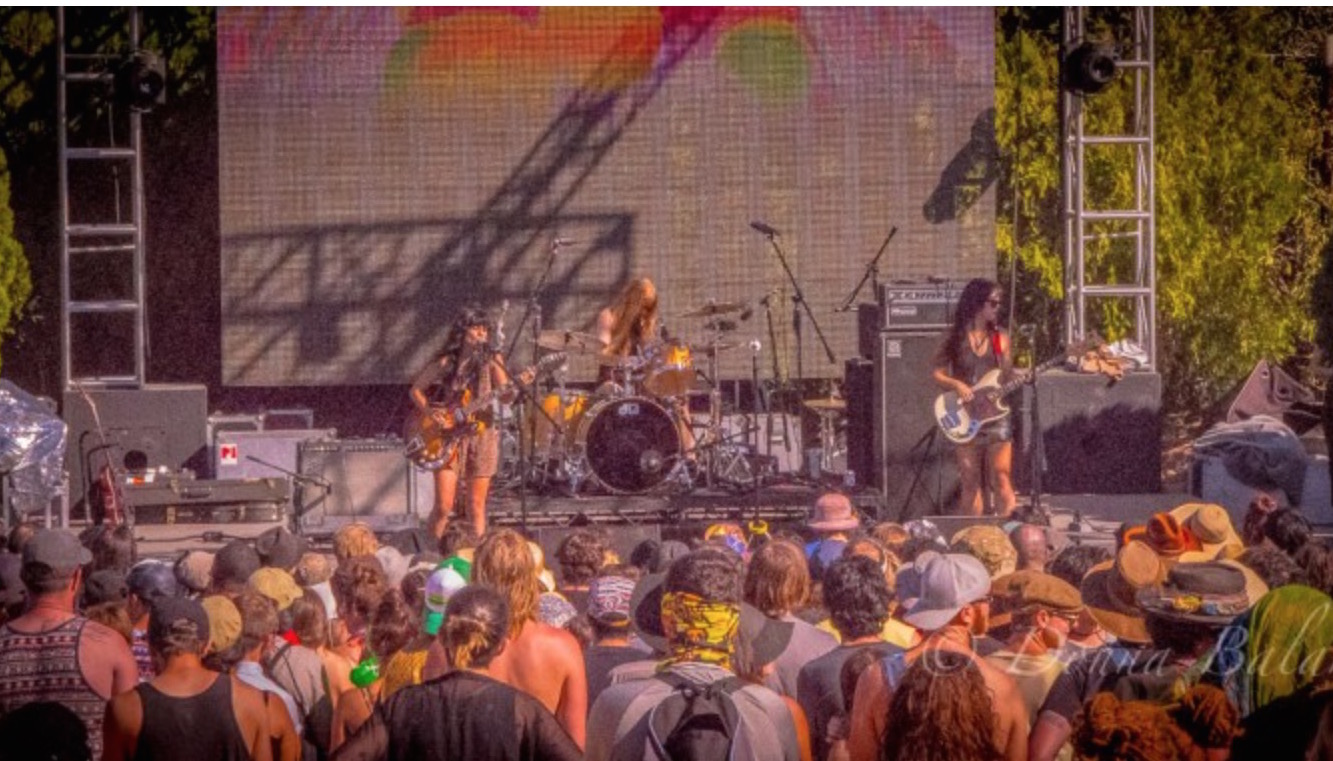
[755,231,837,376]
[506,239,563,360]
[836,226,897,312]
[244,455,331,535]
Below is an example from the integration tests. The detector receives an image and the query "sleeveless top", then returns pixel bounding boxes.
[133,675,252,761]
[953,332,1002,387]
[0,616,108,759]
[427,351,497,428]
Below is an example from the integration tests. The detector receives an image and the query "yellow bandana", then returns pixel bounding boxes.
[658,591,740,670]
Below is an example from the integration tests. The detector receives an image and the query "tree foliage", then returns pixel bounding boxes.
[0,147,31,369]
[996,7,1332,414]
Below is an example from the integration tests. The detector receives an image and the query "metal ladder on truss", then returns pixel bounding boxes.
[57,6,149,389]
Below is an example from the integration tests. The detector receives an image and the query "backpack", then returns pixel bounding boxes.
[267,643,332,761]
[645,671,747,761]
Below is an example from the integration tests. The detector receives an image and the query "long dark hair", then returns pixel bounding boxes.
[439,304,493,359]
[879,651,1003,761]
[943,278,1001,371]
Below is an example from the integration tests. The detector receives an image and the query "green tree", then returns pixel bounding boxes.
[0,147,31,368]
[997,8,1331,415]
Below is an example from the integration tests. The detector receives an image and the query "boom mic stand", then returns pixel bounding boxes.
[749,222,838,375]
[836,227,897,313]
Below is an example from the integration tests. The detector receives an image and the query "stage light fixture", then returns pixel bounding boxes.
[116,50,166,111]
[1062,41,1118,95]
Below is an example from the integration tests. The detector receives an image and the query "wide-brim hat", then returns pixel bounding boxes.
[1169,503,1243,558]
[809,493,861,533]
[1136,561,1257,627]
[1080,540,1164,645]
[629,571,793,666]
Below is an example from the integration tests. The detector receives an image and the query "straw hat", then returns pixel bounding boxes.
[1169,503,1243,559]
[1079,540,1165,645]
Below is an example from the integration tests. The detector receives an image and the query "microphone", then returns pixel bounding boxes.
[491,299,509,354]
[749,221,780,238]
[747,339,762,353]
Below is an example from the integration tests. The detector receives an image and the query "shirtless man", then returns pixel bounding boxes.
[847,553,1028,761]
[103,596,273,761]
[0,529,139,760]
[474,528,588,749]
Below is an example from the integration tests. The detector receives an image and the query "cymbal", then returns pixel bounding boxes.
[536,330,604,354]
[594,353,646,369]
[803,397,847,413]
[688,341,737,354]
[679,301,747,318]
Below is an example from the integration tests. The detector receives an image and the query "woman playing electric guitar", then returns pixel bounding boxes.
[410,306,532,539]
[930,279,1017,517]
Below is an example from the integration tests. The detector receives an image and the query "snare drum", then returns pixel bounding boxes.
[643,341,695,398]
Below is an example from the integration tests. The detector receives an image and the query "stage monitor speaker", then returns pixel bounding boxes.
[1013,369,1163,495]
[874,331,958,521]
[534,524,662,587]
[844,358,876,483]
[296,439,432,535]
[1223,359,1320,435]
[61,385,209,514]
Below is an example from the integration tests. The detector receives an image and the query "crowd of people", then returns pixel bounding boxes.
[2,491,1333,760]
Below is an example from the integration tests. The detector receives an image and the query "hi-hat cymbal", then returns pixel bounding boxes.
[679,301,747,318]
[803,397,847,413]
[536,330,604,354]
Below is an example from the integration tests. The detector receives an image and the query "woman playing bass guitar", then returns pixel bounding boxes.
[930,279,1017,517]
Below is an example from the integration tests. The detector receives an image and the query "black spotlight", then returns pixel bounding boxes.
[1062,42,1118,95]
[115,50,166,111]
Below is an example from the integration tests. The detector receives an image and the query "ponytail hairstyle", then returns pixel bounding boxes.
[441,584,510,670]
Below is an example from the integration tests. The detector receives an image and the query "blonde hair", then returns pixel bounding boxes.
[442,585,509,670]
[334,522,379,562]
[475,529,540,636]
[606,278,659,356]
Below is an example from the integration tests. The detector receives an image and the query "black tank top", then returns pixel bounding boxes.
[953,333,1001,387]
[133,675,252,761]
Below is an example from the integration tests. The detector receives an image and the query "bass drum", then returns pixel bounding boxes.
[576,396,681,494]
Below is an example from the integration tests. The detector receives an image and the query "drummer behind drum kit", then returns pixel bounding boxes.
[490,299,783,497]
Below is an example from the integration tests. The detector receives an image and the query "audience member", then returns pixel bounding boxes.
[984,570,1082,724]
[84,524,137,574]
[583,567,647,708]
[475,528,588,749]
[212,539,262,597]
[1010,522,1054,572]
[1237,543,1308,589]
[332,584,582,761]
[174,550,214,597]
[797,555,900,761]
[587,548,801,761]
[554,529,608,612]
[0,529,137,759]
[103,597,271,761]
[0,553,26,626]
[127,560,181,681]
[231,592,302,761]
[951,524,1019,579]
[255,526,306,573]
[881,651,1005,761]
[745,539,838,697]
[333,522,379,563]
[848,552,1028,761]
[1263,507,1313,556]
[805,493,860,582]
[6,520,39,555]
[325,554,388,715]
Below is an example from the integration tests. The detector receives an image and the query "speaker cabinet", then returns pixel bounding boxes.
[1013,369,1163,494]
[296,438,432,535]
[844,358,876,483]
[62,385,209,512]
[874,332,958,521]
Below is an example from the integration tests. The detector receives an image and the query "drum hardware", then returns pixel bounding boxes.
[803,395,848,477]
[536,329,606,354]
[678,300,748,318]
[642,341,696,398]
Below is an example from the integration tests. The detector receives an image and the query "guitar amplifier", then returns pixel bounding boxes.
[124,476,290,525]
[297,438,432,536]
[878,281,961,332]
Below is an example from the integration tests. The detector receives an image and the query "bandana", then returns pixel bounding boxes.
[658,591,740,670]
[588,575,636,625]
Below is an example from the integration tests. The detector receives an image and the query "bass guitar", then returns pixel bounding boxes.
[933,336,1100,444]
[404,352,565,470]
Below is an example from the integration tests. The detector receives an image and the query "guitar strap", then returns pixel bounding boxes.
[990,329,1004,361]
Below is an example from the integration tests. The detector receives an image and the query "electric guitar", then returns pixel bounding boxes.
[933,336,1101,444]
[404,352,565,470]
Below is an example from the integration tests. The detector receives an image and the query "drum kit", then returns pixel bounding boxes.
[493,300,765,497]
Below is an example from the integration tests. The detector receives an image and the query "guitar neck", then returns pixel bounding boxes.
[996,354,1069,396]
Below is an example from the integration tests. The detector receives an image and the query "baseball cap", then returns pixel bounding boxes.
[128,560,179,602]
[21,529,92,574]
[901,553,991,631]
[174,551,214,595]
[83,568,130,606]
[950,525,1018,580]
[587,574,636,626]
[211,540,261,590]
[423,566,467,635]
[149,596,211,648]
